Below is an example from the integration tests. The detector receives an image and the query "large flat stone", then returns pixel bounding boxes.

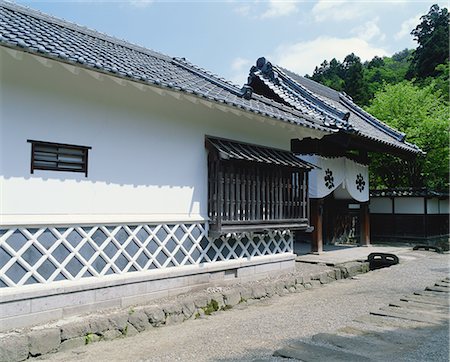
[371,307,444,324]
[389,300,449,313]
[312,332,398,355]
[274,341,373,361]
[435,282,449,288]
[425,286,449,293]
[354,314,432,328]
[58,337,85,352]
[401,294,450,306]
[28,327,60,356]
[59,320,89,341]
[128,310,151,332]
[414,291,449,299]
[0,333,29,362]
[337,325,429,346]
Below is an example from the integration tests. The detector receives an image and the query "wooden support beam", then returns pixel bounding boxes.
[360,203,370,246]
[310,199,323,254]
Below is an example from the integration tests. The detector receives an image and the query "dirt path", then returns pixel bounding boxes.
[39,251,449,361]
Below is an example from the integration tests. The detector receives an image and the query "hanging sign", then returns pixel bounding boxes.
[299,155,369,202]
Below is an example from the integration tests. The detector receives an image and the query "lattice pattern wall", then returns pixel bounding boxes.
[0,224,293,287]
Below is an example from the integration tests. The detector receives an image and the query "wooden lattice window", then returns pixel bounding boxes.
[28,140,91,177]
[206,137,311,234]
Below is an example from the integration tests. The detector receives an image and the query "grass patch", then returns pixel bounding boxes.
[85,333,97,345]
[202,300,219,315]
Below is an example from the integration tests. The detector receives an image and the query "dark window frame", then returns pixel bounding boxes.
[206,138,310,235]
[28,140,91,177]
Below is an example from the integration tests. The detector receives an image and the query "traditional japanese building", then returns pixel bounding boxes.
[0,2,332,331]
[370,188,449,244]
[246,57,422,252]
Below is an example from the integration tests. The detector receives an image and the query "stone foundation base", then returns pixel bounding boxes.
[0,254,294,332]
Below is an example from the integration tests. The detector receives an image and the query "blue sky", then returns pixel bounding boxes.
[12,1,448,85]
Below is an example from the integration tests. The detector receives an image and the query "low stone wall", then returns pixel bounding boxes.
[0,254,294,332]
[0,261,369,362]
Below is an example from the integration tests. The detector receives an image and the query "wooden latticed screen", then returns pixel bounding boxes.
[206,137,310,234]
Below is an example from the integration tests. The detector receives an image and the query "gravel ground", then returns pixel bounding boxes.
[40,250,449,362]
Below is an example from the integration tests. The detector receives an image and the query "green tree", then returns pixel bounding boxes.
[408,4,449,79]
[366,81,449,190]
[309,58,344,91]
[342,53,369,105]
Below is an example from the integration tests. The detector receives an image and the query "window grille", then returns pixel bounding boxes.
[28,140,91,177]
[206,137,310,234]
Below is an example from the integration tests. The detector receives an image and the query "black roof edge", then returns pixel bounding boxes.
[370,188,449,198]
[339,94,406,142]
[248,57,349,124]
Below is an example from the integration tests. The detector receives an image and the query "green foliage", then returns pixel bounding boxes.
[306,4,449,190]
[408,4,449,79]
[85,333,97,345]
[310,58,345,91]
[342,53,369,105]
[309,50,414,106]
[364,50,412,100]
[202,300,219,315]
[366,81,449,190]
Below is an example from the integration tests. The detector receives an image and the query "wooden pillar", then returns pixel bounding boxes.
[311,199,323,254]
[360,203,370,246]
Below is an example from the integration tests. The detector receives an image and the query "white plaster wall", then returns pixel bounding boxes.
[369,198,392,214]
[0,48,318,226]
[439,199,449,214]
[427,198,440,214]
[394,197,424,214]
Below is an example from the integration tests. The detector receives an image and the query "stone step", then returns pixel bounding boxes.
[414,291,449,299]
[273,340,373,362]
[435,282,449,288]
[426,286,449,293]
[311,332,402,356]
[372,307,444,324]
[389,300,449,313]
[354,314,432,329]
[336,325,429,346]
[401,295,450,306]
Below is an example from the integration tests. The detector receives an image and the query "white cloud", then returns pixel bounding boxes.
[229,57,252,86]
[312,0,364,22]
[234,5,251,17]
[260,0,298,19]
[274,36,389,76]
[395,13,421,40]
[351,17,385,41]
[128,0,153,8]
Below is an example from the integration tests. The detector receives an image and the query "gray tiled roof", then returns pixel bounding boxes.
[248,57,422,155]
[206,136,313,169]
[370,188,448,198]
[0,1,333,134]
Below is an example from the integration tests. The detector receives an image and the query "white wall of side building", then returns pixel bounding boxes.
[439,199,449,214]
[369,197,392,214]
[0,48,319,226]
[393,197,424,214]
[426,198,440,214]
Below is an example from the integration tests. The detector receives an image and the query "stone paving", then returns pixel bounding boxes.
[0,261,367,362]
[294,243,415,265]
[273,277,450,361]
[0,248,448,361]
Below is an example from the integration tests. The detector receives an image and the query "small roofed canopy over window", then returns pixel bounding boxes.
[205,136,313,235]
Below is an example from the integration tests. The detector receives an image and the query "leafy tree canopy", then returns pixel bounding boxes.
[366,81,449,190]
[408,4,449,79]
[305,4,449,191]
